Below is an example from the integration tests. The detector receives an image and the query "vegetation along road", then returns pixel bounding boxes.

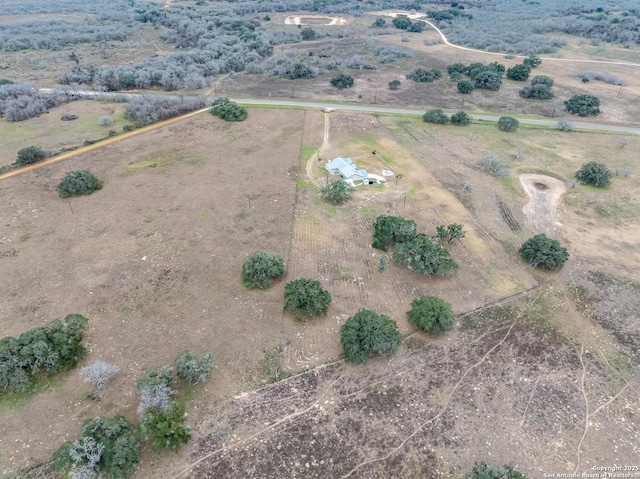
[234,99,640,133]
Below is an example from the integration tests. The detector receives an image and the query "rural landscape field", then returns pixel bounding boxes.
[0,0,639,478]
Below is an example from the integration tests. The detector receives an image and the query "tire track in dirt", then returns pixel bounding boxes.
[339,287,544,478]
[306,110,329,187]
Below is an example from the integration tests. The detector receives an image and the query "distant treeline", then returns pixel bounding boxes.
[428,0,640,53]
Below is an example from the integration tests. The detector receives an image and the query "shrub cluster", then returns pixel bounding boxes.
[341,309,401,364]
[423,109,449,124]
[372,216,461,277]
[284,278,332,319]
[564,94,600,116]
[0,314,88,395]
[53,416,140,479]
[407,296,455,337]
[124,95,206,127]
[55,349,214,478]
[210,97,247,122]
[0,82,75,121]
[519,234,569,270]
[448,62,505,91]
[575,161,612,187]
[57,170,103,198]
[497,116,519,132]
[478,153,510,177]
[16,146,46,166]
[320,179,354,205]
[242,251,285,289]
[406,67,442,83]
[330,73,354,89]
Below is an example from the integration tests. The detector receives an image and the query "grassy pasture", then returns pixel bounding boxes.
[0,101,133,164]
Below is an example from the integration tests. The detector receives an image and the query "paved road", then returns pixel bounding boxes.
[232,99,640,134]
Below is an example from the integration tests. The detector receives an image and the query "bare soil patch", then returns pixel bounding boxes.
[0,109,304,473]
[519,173,567,238]
[185,285,638,479]
[284,15,347,26]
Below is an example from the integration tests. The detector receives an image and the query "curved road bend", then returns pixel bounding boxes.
[422,19,640,68]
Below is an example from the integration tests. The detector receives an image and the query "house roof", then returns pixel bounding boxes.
[325,157,353,171]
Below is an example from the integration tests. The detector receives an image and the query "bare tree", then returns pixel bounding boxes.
[80,361,119,392]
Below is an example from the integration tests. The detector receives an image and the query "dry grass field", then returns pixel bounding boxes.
[0,100,134,163]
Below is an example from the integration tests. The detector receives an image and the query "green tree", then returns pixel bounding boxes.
[473,71,502,90]
[564,94,600,116]
[54,416,141,479]
[57,170,103,198]
[435,223,466,244]
[497,116,519,132]
[519,84,553,100]
[135,366,176,391]
[407,296,455,337]
[1,314,88,395]
[320,179,354,205]
[284,62,316,79]
[523,54,542,69]
[457,80,474,94]
[407,21,425,32]
[392,16,412,29]
[300,28,317,41]
[467,461,526,479]
[486,62,506,75]
[388,79,401,90]
[394,234,459,276]
[141,401,191,452]
[372,18,387,28]
[447,63,466,77]
[406,68,442,83]
[451,111,471,125]
[16,146,46,166]
[531,75,553,87]
[519,234,569,270]
[575,161,612,187]
[330,73,354,89]
[506,64,532,81]
[175,351,215,386]
[372,215,417,251]
[340,309,401,364]
[283,278,331,318]
[241,251,285,289]
[210,97,248,121]
[423,109,449,124]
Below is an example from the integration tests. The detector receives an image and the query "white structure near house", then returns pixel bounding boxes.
[325,157,368,185]
[325,157,388,187]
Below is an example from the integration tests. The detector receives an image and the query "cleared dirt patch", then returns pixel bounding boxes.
[284,15,346,26]
[519,173,568,238]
